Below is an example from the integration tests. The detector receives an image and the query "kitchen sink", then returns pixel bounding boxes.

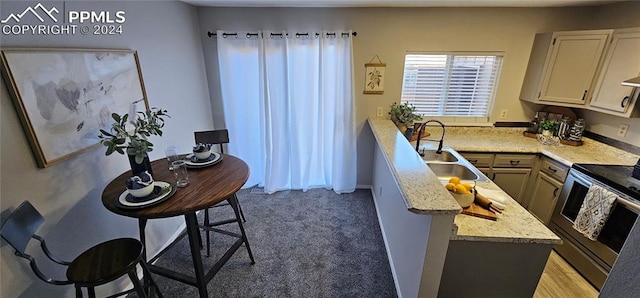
[421,150,458,162]
[427,163,479,181]
[421,147,489,182]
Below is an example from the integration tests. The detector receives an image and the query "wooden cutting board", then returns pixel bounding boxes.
[461,202,497,221]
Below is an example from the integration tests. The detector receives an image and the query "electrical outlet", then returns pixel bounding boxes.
[377,107,383,117]
[618,124,629,137]
[500,109,508,119]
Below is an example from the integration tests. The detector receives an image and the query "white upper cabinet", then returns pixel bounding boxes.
[520,30,613,107]
[588,28,640,117]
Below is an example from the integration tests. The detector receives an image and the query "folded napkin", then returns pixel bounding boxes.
[572,184,617,241]
[475,186,508,210]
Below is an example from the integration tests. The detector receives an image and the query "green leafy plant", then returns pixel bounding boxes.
[389,102,422,126]
[98,107,170,164]
[540,120,559,133]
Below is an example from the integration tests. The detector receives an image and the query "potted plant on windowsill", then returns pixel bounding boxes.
[540,120,559,136]
[98,107,169,176]
[389,102,422,138]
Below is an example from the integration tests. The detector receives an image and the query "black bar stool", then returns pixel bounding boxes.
[0,201,163,298]
[194,129,247,256]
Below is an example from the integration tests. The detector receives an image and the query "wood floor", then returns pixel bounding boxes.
[534,251,599,297]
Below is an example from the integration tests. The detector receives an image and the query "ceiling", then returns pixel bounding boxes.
[181,0,626,8]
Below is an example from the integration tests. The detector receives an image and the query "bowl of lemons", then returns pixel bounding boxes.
[445,177,475,208]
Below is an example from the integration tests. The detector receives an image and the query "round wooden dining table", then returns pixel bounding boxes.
[101,154,254,297]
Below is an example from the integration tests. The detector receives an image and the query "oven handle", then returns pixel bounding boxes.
[616,195,640,213]
[569,169,640,213]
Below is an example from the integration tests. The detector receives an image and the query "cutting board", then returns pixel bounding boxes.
[461,202,497,221]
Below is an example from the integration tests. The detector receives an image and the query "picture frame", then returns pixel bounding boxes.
[0,48,149,168]
[363,62,386,94]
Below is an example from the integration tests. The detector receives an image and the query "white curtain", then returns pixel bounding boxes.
[216,31,356,194]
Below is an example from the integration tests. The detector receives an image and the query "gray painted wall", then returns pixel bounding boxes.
[0,1,212,297]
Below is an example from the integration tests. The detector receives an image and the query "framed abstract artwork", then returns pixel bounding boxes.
[1,48,149,167]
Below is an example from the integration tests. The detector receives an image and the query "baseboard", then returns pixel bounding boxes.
[369,186,403,298]
[356,184,372,189]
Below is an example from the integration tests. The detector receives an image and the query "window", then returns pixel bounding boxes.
[400,53,503,123]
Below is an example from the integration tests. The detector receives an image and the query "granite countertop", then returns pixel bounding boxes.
[440,127,639,166]
[368,118,461,215]
[369,117,639,244]
[451,181,561,244]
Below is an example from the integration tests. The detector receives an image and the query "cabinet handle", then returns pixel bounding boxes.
[510,160,520,165]
[582,90,588,101]
[622,96,630,108]
[469,159,478,163]
[547,166,557,173]
[492,173,496,180]
[553,188,559,197]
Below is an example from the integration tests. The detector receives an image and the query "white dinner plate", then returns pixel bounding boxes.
[116,181,176,209]
[184,152,223,168]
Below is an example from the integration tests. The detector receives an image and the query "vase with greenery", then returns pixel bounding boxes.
[540,120,559,136]
[98,107,169,176]
[389,102,422,138]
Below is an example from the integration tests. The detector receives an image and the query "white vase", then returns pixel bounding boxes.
[542,130,552,136]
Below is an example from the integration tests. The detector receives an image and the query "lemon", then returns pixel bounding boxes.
[461,183,474,192]
[445,183,456,191]
[449,176,461,185]
[454,184,468,194]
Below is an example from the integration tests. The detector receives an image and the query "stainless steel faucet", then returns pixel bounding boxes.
[415,120,446,155]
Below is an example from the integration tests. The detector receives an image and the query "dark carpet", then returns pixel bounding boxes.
[150,188,397,297]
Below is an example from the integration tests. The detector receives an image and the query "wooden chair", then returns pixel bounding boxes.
[0,201,162,298]
[194,129,247,256]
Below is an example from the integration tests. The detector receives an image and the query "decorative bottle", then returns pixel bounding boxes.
[568,118,585,142]
[557,116,571,140]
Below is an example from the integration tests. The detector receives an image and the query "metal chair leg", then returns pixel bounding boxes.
[88,287,96,298]
[75,285,82,298]
[204,209,211,257]
[237,199,247,222]
[128,269,148,298]
[228,195,254,264]
[140,261,163,298]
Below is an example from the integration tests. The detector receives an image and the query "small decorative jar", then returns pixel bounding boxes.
[568,118,586,142]
[557,116,572,140]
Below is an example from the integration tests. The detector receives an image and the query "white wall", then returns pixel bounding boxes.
[195,6,592,186]
[0,1,211,297]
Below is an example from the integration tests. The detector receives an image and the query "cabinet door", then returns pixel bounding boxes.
[539,31,611,105]
[589,28,640,116]
[491,168,532,205]
[528,172,563,225]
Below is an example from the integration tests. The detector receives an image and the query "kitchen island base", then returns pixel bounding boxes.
[438,240,553,297]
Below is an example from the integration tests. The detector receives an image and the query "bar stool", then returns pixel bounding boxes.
[0,201,163,298]
[194,129,247,256]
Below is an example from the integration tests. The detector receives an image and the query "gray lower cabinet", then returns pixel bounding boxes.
[527,156,569,225]
[528,172,563,224]
[461,152,537,205]
[492,168,533,205]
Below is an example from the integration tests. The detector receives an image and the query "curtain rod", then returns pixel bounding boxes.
[207,31,357,38]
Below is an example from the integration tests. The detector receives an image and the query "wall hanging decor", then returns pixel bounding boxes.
[1,48,149,168]
[363,55,385,94]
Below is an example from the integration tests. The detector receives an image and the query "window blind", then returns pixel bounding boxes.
[401,54,503,121]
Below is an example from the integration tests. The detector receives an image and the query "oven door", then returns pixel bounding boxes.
[551,169,639,268]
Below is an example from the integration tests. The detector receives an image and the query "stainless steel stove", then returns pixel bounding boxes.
[572,163,640,199]
[550,162,640,290]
